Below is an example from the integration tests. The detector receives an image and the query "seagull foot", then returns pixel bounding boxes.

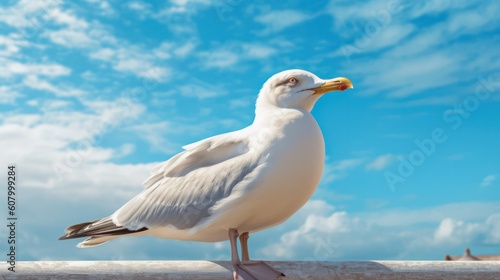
[234,260,284,280]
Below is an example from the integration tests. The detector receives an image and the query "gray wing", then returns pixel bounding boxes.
[111,131,264,231]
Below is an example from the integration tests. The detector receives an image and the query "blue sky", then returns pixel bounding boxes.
[0,0,499,262]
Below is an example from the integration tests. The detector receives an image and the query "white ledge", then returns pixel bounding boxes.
[2,261,500,279]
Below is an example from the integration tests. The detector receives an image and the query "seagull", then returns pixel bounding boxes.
[60,69,353,280]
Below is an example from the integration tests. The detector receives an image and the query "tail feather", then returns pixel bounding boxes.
[64,220,98,234]
[77,236,119,248]
[59,217,148,247]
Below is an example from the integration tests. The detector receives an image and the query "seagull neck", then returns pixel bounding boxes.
[253,105,307,127]
[253,104,280,125]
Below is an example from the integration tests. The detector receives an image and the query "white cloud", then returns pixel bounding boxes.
[350,51,460,97]
[49,7,89,29]
[434,215,500,245]
[385,27,444,58]
[328,1,500,100]
[126,1,151,12]
[173,41,197,57]
[366,24,415,53]
[85,0,115,16]
[45,28,94,48]
[332,158,364,171]
[3,2,171,82]
[90,46,172,82]
[322,158,364,183]
[41,6,117,49]
[366,154,397,170]
[481,174,497,187]
[90,48,115,61]
[0,86,24,104]
[378,96,459,108]
[115,143,135,158]
[255,10,312,35]
[434,218,462,242]
[199,49,239,69]
[260,200,500,261]
[23,75,86,97]
[0,59,71,78]
[242,43,277,58]
[178,84,226,99]
[152,0,211,34]
[40,99,73,111]
[0,34,30,56]
[80,98,145,121]
[407,1,478,19]
[229,97,252,109]
[153,42,172,59]
[127,121,176,153]
[326,0,398,29]
[263,210,351,258]
[0,96,147,192]
[167,73,228,99]
[448,11,488,34]
[81,70,99,81]
[40,5,102,48]
[115,58,154,74]
[198,42,278,69]
[0,0,62,29]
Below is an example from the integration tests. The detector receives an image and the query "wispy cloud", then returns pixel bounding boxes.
[0,86,23,104]
[89,45,172,81]
[329,0,500,102]
[255,10,312,35]
[152,0,212,34]
[85,0,115,17]
[126,1,152,13]
[0,0,62,29]
[128,121,176,153]
[0,34,30,56]
[0,59,71,78]
[198,48,239,69]
[198,42,278,69]
[1,2,172,82]
[322,158,364,183]
[481,175,497,188]
[366,154,397,171]
[23,75,86,97]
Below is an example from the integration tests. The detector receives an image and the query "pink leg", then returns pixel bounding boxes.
[229,230,284,280]
[240,232,250,262]
[228,228,241,279]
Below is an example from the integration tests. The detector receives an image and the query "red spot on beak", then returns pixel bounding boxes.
[339,84,348,91]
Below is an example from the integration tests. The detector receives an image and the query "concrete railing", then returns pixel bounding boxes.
[1,261,500,279]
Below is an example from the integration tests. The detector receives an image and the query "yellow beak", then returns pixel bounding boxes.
[312,77,354,95]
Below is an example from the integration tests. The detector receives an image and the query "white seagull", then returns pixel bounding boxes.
[60,69,353,280]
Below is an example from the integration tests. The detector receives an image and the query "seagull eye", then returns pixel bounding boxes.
[287,77,298,86]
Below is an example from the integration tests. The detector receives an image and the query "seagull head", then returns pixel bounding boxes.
[256,69,353,112]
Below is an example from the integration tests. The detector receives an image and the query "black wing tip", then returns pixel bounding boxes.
[59,219,149,241]
[59,220,96,241]
[59,232,80,240]
[58,235,70,240]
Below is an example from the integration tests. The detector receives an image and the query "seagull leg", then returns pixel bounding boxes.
[229,228,243,280]
[239,232,250,262]
[236,231,285,279]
